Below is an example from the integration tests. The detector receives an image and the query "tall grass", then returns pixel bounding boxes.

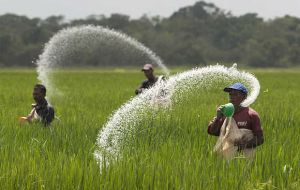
[0,69,299,189]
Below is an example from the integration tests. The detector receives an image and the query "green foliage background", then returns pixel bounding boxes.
[1,1,300,68]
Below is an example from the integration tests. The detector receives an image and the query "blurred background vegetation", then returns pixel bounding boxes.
[0,1,300,68]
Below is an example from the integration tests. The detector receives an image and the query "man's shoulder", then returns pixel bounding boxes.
[47,104,55,111]
[237,107,259,117]
[142,79,149,84]
[247,107,260,117]
[45,101,54,111]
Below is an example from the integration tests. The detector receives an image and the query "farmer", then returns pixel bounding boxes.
[207,83,264,151]
[135,64,164,95]
[19,84,55,126]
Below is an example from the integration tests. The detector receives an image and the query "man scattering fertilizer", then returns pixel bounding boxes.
[207,83,264,158]
[135,64,164,95]
[19,84,55,126]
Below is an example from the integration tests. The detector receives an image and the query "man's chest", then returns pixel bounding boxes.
[234,116,252,129]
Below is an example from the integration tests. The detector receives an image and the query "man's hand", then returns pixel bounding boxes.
[26,115,33,122]
[216,106,224,119]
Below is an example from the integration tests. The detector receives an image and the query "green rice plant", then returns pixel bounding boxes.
[0,69,299,189]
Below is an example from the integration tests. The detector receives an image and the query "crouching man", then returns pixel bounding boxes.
[19,84,55,126]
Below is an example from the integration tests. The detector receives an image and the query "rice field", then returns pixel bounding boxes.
[0,68,299,189]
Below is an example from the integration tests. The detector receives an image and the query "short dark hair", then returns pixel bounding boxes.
[34,84,46,95]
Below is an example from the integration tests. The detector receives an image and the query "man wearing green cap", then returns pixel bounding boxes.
[207,83,264,151]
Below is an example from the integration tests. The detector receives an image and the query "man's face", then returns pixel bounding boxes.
[33,88,45,103]
[228,89,246,106]
[143,69,154,79]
